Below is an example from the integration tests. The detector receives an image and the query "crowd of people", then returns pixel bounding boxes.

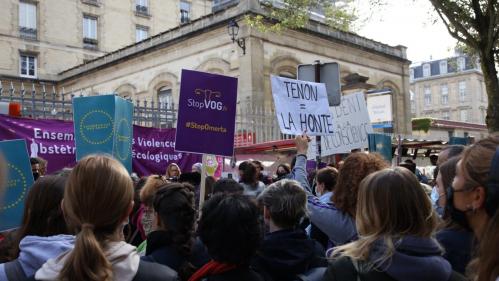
[0,133,497,281]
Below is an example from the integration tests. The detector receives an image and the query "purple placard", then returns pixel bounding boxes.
[0,114,201,176]
[175,69,238,157]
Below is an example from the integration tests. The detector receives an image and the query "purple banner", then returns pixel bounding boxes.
[175,69,238,157]
[0,115,201,177]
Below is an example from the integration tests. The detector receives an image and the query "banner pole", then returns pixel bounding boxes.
[315,60,322,172]
[199,154,208,213]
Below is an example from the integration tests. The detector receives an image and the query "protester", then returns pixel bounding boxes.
[191,163,202,174]
[431,145,466,216]
[165,163,181,179]
[34,157,47,177]
[252,160,271,185]
[435,156,473,274]
[142,183,209,281]
[190,194,263,281]
[324,168,466,281]
[212,178,244,195]
[253,179,326,281]
[293,134,388,246]
[309,166,338,249]
[238,161,265,198]
[127,177,148,247]
[399,160,432,195]
[0,174,74,280]
[315,167,338,203]
[30,158,41,181]
[135,175,169,253]
[33,155,177,281]
[447,135,499,281]
[274,163,291,182]
[448,135,499,240]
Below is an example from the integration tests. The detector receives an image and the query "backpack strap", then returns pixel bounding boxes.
[4,259,27,281]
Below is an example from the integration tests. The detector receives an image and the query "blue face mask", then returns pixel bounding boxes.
[431,186,444,217]
[431,186,439,203]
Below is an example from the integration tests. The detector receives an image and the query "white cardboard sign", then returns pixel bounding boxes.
[307,92,374,157]
[271,75,334,136]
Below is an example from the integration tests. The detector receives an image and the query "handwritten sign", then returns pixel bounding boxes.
[308,92,374,157]
[271,75,334,136]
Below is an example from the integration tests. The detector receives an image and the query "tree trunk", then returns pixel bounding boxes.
[479,50,499,133]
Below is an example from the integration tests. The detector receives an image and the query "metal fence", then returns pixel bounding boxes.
[0,81,292,145]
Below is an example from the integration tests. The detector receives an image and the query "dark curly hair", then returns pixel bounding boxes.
[153,183,196,280]
[198,194,262,265]
[332,153,388,217]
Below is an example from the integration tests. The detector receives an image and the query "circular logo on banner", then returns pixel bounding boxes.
[79,110,114,145]
[2,164,28,210]
[115,118,131,161]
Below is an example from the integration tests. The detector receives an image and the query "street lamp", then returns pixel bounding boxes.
[227,19,246,55]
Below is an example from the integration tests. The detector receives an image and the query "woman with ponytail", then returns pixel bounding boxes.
[34,155,177,281]
[142,183,209,280]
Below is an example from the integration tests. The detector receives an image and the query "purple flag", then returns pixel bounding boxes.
[0,114,201,176]
[175,69,238,157]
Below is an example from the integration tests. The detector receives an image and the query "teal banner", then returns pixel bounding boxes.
[449,137,468,145]
[0,139,34,231]
[368,133,393,162]
[73,95,133,172]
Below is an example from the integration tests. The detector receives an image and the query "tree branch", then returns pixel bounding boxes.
[431,2,478,48]
[429,0,479,48]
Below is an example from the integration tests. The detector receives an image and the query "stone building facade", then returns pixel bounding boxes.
[1,0,413,136]
[410,55,488,125]
[0,0,210,81]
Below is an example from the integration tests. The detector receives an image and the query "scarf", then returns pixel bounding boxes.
[188,260,237,281]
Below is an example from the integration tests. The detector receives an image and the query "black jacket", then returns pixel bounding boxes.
[323,256,468,281]
[252,228,327,281]
[142,231,209,271]
[436,228,473,274]
[201,267,264,281]
[133,260,179,281]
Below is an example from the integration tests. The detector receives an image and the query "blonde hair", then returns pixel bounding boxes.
[165,163,181,178]
[59,155,133,281]
[139,175,168,207]
[331,168,438,269]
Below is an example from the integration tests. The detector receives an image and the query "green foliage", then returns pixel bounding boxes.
[412,118,433,133]
[245,0,358,33]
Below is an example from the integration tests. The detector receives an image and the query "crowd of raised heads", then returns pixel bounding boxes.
[0,133,498,281]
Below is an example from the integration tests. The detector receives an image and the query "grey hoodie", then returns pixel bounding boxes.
[35,241,140,281]
[0,235,74,281]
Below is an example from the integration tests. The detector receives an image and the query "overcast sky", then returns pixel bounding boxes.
[352,0,458,64]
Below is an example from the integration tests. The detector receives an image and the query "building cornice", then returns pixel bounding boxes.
[58,1,410,82]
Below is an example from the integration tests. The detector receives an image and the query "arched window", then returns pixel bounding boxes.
[157,86,172,108]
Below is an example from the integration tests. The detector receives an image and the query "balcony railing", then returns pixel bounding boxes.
[135,5,149,16]
[83,37,98,49]
[19,27,37,40]
[180,11,190,23]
